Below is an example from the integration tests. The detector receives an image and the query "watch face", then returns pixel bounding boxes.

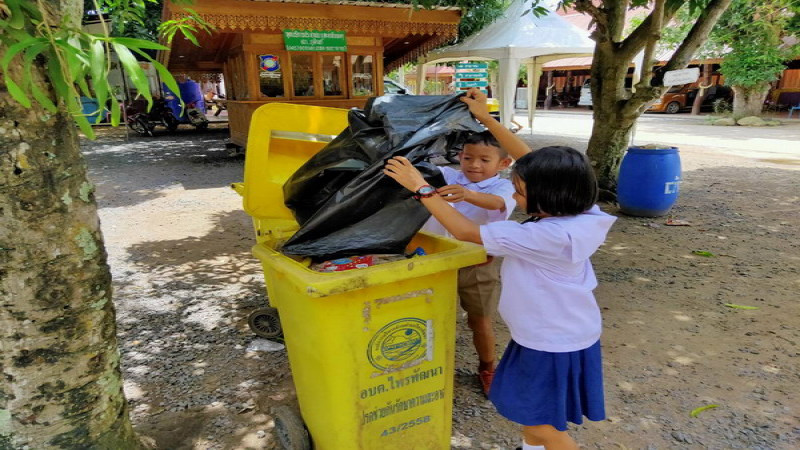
[418,186,436,195]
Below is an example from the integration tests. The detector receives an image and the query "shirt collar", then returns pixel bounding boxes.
[456,171,501,189]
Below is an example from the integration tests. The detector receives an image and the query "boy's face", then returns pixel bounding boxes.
[459,143,511,183]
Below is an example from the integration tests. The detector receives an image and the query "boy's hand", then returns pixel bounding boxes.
[460,88,491,121]
[383,156,428,193]
[438,185,470,203]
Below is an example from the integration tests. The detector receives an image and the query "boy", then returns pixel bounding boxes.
[423,130,515,395]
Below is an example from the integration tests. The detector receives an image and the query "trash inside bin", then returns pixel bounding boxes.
[281,94,483,260]
[239,102,487,449]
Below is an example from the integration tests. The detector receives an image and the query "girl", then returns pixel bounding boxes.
[383,88,616,450]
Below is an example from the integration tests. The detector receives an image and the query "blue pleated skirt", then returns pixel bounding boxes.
[489,339,606,431]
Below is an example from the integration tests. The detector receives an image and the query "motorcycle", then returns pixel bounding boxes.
[125,97,180,137]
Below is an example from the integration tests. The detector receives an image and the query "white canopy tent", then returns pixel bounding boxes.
[420,0,595,130]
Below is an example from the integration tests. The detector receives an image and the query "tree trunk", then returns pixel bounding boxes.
[0,30,141,450]
[732,84,770,119]
[586,45,639,191]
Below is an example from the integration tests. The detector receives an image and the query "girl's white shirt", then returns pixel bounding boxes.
[480,206,617,353]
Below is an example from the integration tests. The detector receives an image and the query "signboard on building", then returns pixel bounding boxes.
[283,30,347,51]
[663,67,700,86]
[454,62,489,93]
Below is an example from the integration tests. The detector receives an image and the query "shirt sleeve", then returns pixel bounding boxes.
[480,220,567,261]
[486,180,517,222]
[438,166,461,185]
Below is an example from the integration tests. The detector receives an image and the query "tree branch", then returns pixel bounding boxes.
[638,0,666,88]
[661,0,734,73]
[620,0,685,59]
[605,0,630,42]
[574,0,610,43]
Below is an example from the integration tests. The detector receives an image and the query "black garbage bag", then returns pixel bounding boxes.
[281,93,483,260]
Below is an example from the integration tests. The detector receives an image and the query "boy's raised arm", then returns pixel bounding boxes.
[461,88,531,161]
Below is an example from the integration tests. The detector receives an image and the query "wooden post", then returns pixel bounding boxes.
[691,63,712,115]
[544,70,554,110]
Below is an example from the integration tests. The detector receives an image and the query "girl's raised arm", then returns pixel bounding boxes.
[460,88,531,161]
[383,157,482,244]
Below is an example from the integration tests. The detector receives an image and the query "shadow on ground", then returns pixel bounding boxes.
[83,125,241,209]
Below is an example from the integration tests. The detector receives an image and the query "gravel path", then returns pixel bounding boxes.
[83,122,799,449]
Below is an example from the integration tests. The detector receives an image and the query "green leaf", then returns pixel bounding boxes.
[110,37,168,51]
[4,76,32,108]
[181,27,200,46]
[109,96,122,127]
[6,0,25,29]
[111,42,153,110]
[1,36,45,72]
[23,43,57,113]
[133,50,184,115]
[89,40,109,115]
[74,113,95,139]
[692,250,715,257]
[690,404,719,418]
[723,303,759,310]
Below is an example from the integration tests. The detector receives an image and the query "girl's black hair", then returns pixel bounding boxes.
[512,146,598,216]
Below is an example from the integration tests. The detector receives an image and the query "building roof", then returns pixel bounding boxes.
[160,0,461,72]
[246,0,460,11]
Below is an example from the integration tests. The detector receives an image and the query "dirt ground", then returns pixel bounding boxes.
[82,120,799,449]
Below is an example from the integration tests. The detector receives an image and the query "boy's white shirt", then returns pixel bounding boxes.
[479,206,617,353]
[422,166,516,237]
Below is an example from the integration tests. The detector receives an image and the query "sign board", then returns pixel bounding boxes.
[455,62,489,91]
[283,30,347,51]
[456,62,488,70]
[455,72,488,79]
[455,81,489,88]
[663,67,700,86]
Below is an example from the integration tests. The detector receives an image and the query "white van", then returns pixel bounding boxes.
[577,78,634,108]
[577,79,592,107]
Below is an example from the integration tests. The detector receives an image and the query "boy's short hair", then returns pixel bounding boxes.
[464,131,507,158]
[512,146,598,216]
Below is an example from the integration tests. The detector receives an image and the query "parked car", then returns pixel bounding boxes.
[384,78,410,95]
[647,84,733,114]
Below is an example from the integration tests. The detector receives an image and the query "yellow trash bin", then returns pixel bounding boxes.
[241,103,486,449]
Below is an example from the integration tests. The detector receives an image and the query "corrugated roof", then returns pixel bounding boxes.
[246,0,460,11]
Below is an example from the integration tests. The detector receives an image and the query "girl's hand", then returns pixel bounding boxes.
[460,88,491,120]
[437,184,470,203]
[383,156,428,193]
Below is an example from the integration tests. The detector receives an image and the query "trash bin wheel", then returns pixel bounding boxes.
[248,307,282,338]
[274,405,311,450]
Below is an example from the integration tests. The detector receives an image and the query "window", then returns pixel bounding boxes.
[258,54,284,97]
[292,54,314,97]
[321,54,344,96]
[351,54,374,96]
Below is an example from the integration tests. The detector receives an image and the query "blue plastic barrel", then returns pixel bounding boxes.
[80,96,104,124]
[617,146,681,217]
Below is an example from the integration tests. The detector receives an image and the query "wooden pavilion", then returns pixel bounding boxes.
[159,0,461,146]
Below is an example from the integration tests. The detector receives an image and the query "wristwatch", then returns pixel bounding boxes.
[413,185,437,200]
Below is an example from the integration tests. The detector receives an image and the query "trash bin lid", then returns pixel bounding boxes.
[242,103,349,221]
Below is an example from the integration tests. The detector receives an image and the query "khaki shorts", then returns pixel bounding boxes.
[457,258,501,317]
